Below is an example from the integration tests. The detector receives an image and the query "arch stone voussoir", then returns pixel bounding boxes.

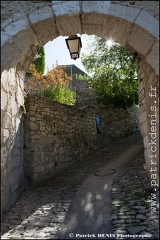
[81,12,107,37]
[1,31,10,47]
[81,1,141,42]
[30,18,58,45]
[52,1,80,16]
[55,14,82,36]
[28,5,54,25]
[1,42,22,70]
[146,40,159,75]
[4,16,30,39]
[82,1,111,15]
[107,2,141,23]
[19,44,40,72]
[134,9,159,38]
[52,1,81,36]
[127,24,157,57]
[1,1,26,30]
[12,28,39,55]
[103,16,134,45]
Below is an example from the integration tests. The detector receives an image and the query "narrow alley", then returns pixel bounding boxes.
[1,132,159,239]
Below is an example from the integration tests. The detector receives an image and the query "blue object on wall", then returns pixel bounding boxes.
[96,115,101,134]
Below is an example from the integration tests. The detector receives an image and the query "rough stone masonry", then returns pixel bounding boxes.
[24,83,139,184]
[1,1,159,219]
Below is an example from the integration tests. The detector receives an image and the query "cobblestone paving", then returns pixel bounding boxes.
[1,133,159,239]
[111,150,159,239]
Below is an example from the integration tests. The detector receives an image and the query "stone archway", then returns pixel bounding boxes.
[1,1,159,218]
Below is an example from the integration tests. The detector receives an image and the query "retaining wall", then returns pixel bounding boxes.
[24,94,139,184]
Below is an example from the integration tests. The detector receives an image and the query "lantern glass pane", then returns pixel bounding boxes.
[68,39,79,53]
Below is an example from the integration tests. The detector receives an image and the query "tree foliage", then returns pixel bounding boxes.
[39,86,76,106]
[81,36,138,109]
[74,73,91,81]
[26,46,45,77]
[25,63,76,106]
[33,46,45,74]
[25,63,71,92]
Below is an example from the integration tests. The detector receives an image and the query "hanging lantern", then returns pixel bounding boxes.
[65,35,82,60]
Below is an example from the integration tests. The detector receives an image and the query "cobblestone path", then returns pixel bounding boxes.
[1,132,159,239]
[111,150,159,239]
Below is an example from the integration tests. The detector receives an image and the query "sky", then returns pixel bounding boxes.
[44,34,92,74]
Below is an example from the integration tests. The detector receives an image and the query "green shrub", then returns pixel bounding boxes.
[39,86,76,106]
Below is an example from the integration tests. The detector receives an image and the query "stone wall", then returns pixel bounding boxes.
[1,0,159,219]
[68,80,97,106]
[69,80,140,136]
[137,55,159,185]
[1,69,25,218]
[127,103,140,132]
[24,95,96,183]
[24,94,139,184]
[95,104,139,139]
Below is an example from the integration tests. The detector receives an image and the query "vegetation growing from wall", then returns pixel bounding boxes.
[39,86,76,106]
[25,63,76,106]
[81,36,138,109]
[26,46,45,77]
[33,46,45,74]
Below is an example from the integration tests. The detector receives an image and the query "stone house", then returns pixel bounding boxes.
[59,64,88,80]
